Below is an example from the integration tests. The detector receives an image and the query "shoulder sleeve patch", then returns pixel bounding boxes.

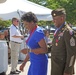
[66,24,74,35]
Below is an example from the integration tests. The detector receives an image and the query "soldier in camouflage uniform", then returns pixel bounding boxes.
[51,8,76,75]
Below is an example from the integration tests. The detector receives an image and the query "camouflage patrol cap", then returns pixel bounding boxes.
[51,8,66,17]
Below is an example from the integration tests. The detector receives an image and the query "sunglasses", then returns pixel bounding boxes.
[17,20,19,22]
[15,20,19,22]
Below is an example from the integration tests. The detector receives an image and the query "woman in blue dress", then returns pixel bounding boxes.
[19,12,48,75]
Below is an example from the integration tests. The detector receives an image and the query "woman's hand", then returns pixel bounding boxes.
[19,62,26,72]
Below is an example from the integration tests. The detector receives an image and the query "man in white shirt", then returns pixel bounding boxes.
[10,17,24,74]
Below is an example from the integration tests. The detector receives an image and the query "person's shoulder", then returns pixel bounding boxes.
[62,24,74,35]
[66,24,74,35]
[63,24,76,40]
[36,26,43,33]
[10,24,16,29]
[10,24,13,28]
[34,26,44,37]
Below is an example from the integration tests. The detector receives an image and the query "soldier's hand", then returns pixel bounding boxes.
[64,73,70,75]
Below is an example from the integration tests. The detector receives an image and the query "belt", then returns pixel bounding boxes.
[11,41,21,44]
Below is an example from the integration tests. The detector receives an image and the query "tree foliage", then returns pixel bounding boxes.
[0,19,11,28]
[38,21,52,26]
[46,0,76,25]
[28,0,76,25]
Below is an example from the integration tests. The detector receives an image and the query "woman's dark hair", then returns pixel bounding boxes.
[21,12,38,23]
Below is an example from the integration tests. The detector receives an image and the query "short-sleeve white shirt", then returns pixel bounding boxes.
[10,24,23,43]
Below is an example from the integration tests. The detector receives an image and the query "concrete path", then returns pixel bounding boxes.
[6,58,51,75]
[6,58,76,75]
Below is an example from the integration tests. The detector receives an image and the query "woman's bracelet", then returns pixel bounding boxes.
[27,48,31,53]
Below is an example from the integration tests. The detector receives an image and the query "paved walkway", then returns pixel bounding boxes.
[6,58,51,75]
[6,58,76,75]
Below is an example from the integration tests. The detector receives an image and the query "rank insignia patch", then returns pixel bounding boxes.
[70,37,75,46]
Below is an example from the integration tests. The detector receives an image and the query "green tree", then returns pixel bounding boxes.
[28,0,76,25]
[38,21,52,26]
[46,0,76,25]
[0,19,11,28]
